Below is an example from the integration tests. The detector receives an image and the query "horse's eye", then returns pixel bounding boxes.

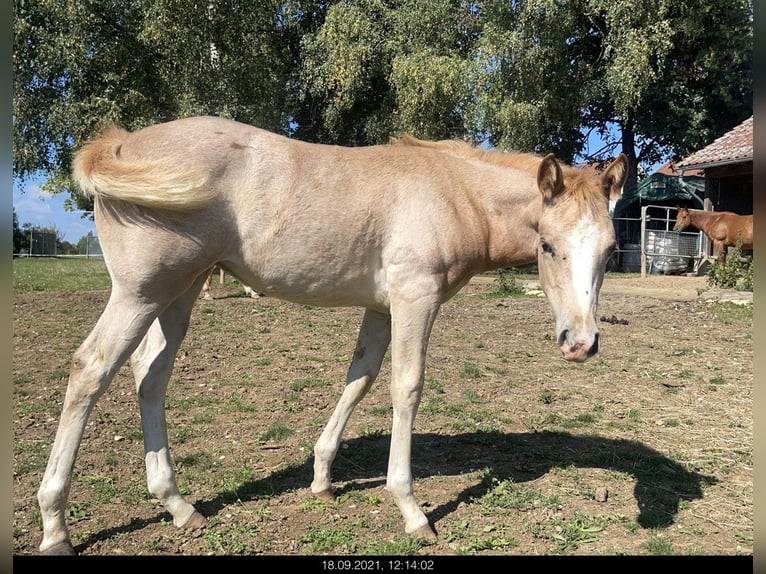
[540,239,554,256]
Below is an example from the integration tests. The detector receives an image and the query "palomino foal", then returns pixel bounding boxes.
[37,116,627,554]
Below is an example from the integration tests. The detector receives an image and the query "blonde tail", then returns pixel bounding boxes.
[72,126,217,211]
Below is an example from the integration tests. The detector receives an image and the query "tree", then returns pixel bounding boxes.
[13,208,28,254]
[14,0,296,210]
[295,0,480,144]
[14,0,752,206]
[474,0,752,186]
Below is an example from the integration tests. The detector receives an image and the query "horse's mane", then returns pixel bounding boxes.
[393,134,544,173]
[393,135,607,213]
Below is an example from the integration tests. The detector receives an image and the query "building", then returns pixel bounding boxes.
[675,115,753,215]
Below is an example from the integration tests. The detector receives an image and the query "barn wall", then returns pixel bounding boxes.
[705,161,753,214]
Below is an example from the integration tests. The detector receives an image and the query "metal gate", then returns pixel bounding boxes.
[639,205,706,276]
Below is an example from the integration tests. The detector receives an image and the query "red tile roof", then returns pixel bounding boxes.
[676,116,753,172]
[656,161,703,177]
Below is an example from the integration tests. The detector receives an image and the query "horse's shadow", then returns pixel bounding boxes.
[76,430,715,552]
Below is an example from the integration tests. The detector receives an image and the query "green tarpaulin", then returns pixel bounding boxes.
[613,173,705,217]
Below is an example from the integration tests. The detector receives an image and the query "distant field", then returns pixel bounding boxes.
[12,257,111,292]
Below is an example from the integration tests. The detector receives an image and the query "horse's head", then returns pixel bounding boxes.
[536,154,627,362]
[673,207,690,232]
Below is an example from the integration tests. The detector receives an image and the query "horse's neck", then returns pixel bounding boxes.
[690,210,717,228]
[482,187,541,269]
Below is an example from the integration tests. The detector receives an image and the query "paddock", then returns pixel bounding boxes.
[12,267,752,556]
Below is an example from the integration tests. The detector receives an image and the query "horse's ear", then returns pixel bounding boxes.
[601,154,628,200]
[537,153,564,203]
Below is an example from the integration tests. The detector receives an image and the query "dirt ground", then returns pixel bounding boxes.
[12,274,753,557]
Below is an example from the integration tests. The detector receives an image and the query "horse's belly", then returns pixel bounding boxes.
[232,261,391,312]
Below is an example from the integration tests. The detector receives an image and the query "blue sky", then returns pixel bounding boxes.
[13,179,96,244]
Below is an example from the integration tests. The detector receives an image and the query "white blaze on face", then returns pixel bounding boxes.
[567,219,605,318]
[539,214,611,363]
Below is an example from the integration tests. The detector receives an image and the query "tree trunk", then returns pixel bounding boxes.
[620,112,639,191]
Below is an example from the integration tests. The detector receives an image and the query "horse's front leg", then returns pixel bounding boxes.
[386,290,441,540]
[714,240,726,263]
[312,309,392,499]
[131,275,209,530]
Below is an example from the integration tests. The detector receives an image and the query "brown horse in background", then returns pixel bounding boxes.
[201,266,262,300]
[674,207,753,261]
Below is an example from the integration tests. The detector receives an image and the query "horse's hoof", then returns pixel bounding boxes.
[409,524,437,541]
[41,541,76,556]
[180,511,207,530]
[313,489,336,502]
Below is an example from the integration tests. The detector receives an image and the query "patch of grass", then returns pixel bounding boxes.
[76,474,117,503]
[176,450,216,470]
[478,477,549,513]
[258,421,292,443]
[368,405,391,417]
[203,523,260,554]
[452,529,518,554]
[709,301,752,324]
[534,512,625,555]
[563,412,597,428]
[642,530,674,555]
[359,426,385,440]
[18,402,47,416]
[299,498,336,511]
[426,377,444,394]
[420,397,471,421]
[65,501,91,523]
[460,361,482,380]
[299,525,357,553]
[104,449,119,467]
[461,388,485,404]
[709,375,727,386]
[166,395,221,410]
[13,257,111,292]
[14,438,49,475]
[526,413,565,432]
[289,378,333,392]
[485,269,529,298]
[671,347,698,357]
[365,536,430,555]
[48,369,69,381]
[227,391,257,413]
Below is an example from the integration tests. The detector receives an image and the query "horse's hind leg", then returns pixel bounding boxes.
[130,273,210,531]
[311,309,391,499]
[200,267,215,300]
[37,289,163,555]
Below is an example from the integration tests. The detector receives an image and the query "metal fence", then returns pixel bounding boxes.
[611,205,707,276]
[15,231,103,258]
[641,205,705,275]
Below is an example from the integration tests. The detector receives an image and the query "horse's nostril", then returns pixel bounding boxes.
[557,329,569,347]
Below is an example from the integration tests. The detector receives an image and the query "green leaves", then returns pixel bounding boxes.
[14,0,752,203]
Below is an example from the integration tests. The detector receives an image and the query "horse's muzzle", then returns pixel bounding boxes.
[558,330,600,362]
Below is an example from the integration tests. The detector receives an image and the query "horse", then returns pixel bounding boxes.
[201,266,262,300]
[36,115,627,555]
[673,206,753,262]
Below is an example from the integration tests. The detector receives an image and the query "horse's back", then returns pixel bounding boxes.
[91,116,500,308]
